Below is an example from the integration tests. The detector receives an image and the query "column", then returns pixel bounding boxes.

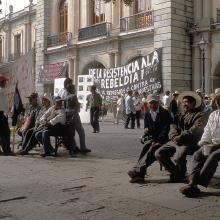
[192,46,201,91]
[109,53,115,68]
[205,45,211,93]
[68,0,74,34]
[69,57,79,86]
[115,52,121,67]
[194,0,202,20]
[68,58,75,79]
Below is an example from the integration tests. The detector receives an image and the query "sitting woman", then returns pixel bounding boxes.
[35,96,66,157]
[180,93,220,197]
[17,94,52,155]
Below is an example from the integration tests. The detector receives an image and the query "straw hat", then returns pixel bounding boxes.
[42,93,53,104]
[146,94,159,103]
[214,88,220,94]
[178,91,202,108]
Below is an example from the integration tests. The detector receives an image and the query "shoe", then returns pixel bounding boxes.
[92,131,96,133]
[80,148,91,153]
[169,174,186,183]
[179,185,201,197]
[129,176,145,183]
[17,150,29,155]
[4,151,15,156]
[40,152,55,157]
[127,170,138,179]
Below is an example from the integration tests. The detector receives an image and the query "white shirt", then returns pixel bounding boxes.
[39,106,66,126]
[199,110,220,145]
[149,107,159,122]
[125,95,135,114]
[133,96,142,111]
[0,87,10,113]
[58,88,68,99]
[162,95,171,110]
[117,97,124,112]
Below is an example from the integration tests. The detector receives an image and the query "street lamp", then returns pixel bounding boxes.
[198,36,208,93]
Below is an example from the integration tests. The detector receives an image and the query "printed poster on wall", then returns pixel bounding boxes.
[88,48,163,101]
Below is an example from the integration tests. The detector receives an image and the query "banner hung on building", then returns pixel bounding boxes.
[89,48,162,101]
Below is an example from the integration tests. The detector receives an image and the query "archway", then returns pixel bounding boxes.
[126,55,143,65]
[81,60,106,75]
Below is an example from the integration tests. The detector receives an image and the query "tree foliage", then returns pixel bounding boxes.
[103,0,135,6]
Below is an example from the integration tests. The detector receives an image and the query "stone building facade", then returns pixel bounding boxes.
[1,0,220,96]
[0,1,36,73]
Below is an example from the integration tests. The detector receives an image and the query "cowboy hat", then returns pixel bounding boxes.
[146,94,159,103]
[178,91,202,108]
[0,75,9,82]
[42,93,53,104]
[214,88,220,94]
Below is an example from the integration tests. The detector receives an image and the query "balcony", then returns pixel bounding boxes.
[47,32,72,48]
[78,22,112,41]
[120,10,153,32]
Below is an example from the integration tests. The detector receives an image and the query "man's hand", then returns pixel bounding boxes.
[144,128,149,134]
[173,136,181,145]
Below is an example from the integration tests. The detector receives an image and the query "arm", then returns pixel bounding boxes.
[49,109,66,126]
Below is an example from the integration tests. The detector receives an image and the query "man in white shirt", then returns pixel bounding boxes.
[0,75,14,155]
[125,90,135,129]
[180,93,220,197]
[162,90,171,111]
[115,94,125,124]
[35,96,66,157]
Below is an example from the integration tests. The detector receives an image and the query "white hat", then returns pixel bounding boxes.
[42,93,53,104]
[178,91,202,108]
[146,94,159,103]
[215,88,220,94]
[173,91,180,95]
[196,89,202,93]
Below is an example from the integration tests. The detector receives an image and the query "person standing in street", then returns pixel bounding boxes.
[115,94,125,124]
[125,90,135,129]
[133,91,142,128]
[86,85,102,133]
[0,75,14,156]
[162,90,171,111]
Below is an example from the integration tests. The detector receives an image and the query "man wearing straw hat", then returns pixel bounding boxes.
[180,92,220,197]
[0,75,14,155]
[155,91,208,182]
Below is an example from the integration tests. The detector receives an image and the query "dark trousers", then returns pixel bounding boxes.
[190,148,220,187]
[0,113,11,154]
[135,110,141,128]
[22,128,41,152]
[155,141,198,177]
[35,124,64,154]
[125,112,135,129]
[133,141,162,177]
[90,107,100,132]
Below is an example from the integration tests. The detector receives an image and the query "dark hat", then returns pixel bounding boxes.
[26,92,38,99]
[0,75,9,82]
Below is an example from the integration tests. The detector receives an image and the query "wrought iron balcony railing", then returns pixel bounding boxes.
[78,22,112,41]
[47,32,72,48]
[120,10,153,32]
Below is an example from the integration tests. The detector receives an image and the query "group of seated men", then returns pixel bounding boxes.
[17,78,91,157]
[128,90,220,197]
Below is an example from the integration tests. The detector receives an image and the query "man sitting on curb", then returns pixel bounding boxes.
[155,91,208,182]
[179,92,220,197]
[128,94,171,183]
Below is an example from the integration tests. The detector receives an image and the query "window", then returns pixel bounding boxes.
[14,34,21,58]
[91,0,105,24]
[134,0,152,14]
[0,39,2,62]
[217,8,220,23]
[59,0,68,33]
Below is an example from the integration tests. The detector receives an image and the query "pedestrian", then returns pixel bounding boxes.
[162,90,171,111]
[179,93,220,197]
[86,85,102,133]
[115,94,125,124]
[128,94,171,183]
[124,90,135,129]
[133,91,142,128]
[169,91,179,122]
[0,75,14,156]
[155,91,208,182]
[142,92,149,114]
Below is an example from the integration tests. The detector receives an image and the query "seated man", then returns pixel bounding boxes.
[180,93,220,197]
[17,93,52,155]
[128,94,171,183]
[35,96,66,157]
[155,91,208,182]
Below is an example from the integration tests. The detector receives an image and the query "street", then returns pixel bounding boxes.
[0,121,220,220]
